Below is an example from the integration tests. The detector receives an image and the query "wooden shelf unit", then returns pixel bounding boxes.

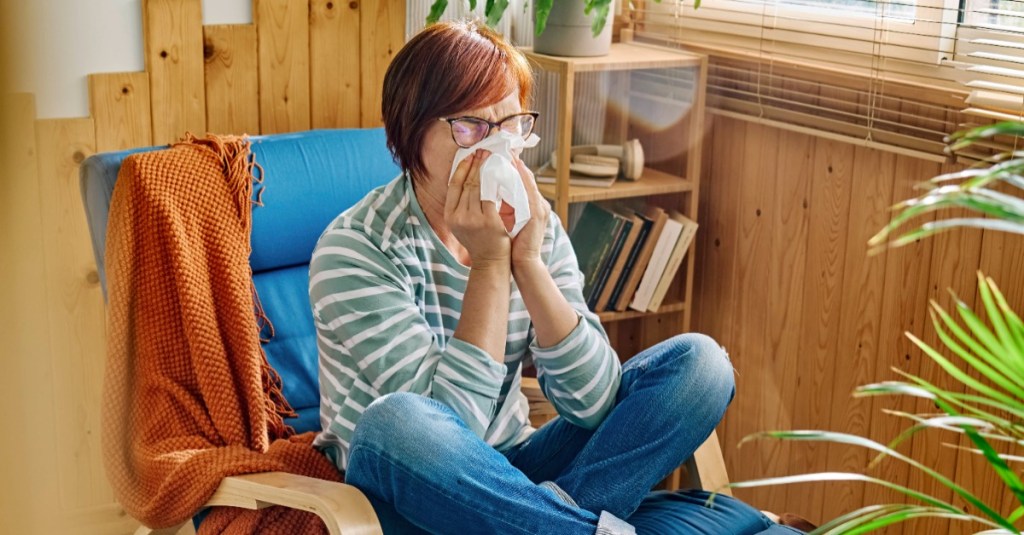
[523,42,708,331]
[537,167,695,204]
[597,300,688,324]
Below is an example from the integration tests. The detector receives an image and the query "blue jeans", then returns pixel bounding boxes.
[345,333,801,534]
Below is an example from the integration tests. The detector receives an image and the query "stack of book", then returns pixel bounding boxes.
[568,202,698,314]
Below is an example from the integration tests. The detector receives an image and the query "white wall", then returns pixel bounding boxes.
[7,0,251,119]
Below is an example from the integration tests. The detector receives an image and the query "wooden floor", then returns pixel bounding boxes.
[695,114,1020,534]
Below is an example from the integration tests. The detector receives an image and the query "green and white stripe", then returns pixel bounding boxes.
[310,174,621,470]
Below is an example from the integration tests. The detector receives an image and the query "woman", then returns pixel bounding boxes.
[309,20,801,535]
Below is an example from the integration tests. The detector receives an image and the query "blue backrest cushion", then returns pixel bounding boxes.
[80,129,401,433]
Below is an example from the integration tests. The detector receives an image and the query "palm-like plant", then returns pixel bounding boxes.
[727,122,1024,534]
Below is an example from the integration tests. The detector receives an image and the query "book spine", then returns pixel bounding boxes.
[606,221,651,311]
[587,219,632,310]
[630,221,682,312]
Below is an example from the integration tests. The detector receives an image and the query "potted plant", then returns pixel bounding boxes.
[426,0,681,57]
[729,122,1024,533]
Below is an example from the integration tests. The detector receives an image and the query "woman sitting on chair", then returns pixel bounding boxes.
[309,19,801,534]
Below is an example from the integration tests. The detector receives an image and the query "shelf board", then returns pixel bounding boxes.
[522,42,703,73]
[598,301,688,323]
[538,167,694,204]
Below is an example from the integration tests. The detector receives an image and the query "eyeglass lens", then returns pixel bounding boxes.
[451,114,535,147]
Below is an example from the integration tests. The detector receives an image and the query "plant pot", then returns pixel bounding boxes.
[533,0,614,57]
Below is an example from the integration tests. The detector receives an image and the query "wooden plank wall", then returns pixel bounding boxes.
[5,1,404,532]
[697,113,1016,534]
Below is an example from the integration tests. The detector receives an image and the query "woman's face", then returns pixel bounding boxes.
[420,90,523,229]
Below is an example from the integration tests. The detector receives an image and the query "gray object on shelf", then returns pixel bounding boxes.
[533,0,613,57]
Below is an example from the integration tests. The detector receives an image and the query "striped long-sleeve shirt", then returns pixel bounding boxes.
[310,173,621,470]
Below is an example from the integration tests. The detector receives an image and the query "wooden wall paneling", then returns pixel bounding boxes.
[34,118,107,510]
[865,156,941,523]
[256,0,310,134]
[819,146,896,523]
[359,0,405,127]
[310,0,361,128]
[725,121,778,511]
[692,117,715,326]
[786,135,855,525]
[89,72,153,151]
[697,117,746,453]
[144,0,206,145]
[908,197,983,535]
[763,127,814,512]
[203,24,260,135]
[1,93,61,533]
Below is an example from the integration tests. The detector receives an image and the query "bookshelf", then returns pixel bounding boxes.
[522,41,720,493]
[522,41,708,334]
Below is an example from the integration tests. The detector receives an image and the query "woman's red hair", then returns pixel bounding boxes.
[381,20,533,180]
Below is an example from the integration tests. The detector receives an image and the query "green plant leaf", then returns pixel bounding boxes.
[890,371,1024,431]
[928,305,1024,399]
[877,219,1024,254]
[880,409,1020,444]
[944,442,1024,464]
[485,0,509,27]
[534,0,553,35]
[930,299,1024,387]
[726,471,962,514]
[813,504,911,533]
[949,121,1024,151]
[740,430,1016,530]
[952,292,1024,379]
[960,423,1024,508]
[1008,505,1024,523]
[978,273,1024,375]
[906,332,1021,409]
[589,0,614,36]
[470,0,477,10]
[928,167,1024,191]
[840,507,993,535]
[986,275,1024,359]
[426,0,448,24]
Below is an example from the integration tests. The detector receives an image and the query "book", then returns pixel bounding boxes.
[587,214,633,310]
[594,209,644,312]
[568,203,629,304]
[606,210,654,311]
[629,213,684,312]
[646,211,699,312]
[614,206,669,312]
[535,162,617,188]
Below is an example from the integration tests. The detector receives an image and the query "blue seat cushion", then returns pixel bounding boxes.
[80,130,400,432]
[286,406,321,435]
[80,128,401,291]
[253,265,320,415]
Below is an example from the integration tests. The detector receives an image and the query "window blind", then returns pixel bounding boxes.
[620,0,1024,161]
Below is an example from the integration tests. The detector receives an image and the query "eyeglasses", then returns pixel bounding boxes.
[439,112,539,148]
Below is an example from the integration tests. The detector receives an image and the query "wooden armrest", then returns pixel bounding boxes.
[133,472,381,535]
[683,430,732,495]
[203,472,382,535]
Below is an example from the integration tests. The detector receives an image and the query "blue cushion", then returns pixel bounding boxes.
[253,265,319,412]
[286,406,322,435]
[80,128,401,292]
[79,128,402,421]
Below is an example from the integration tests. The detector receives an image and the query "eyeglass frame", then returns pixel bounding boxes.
[438,111,540,148]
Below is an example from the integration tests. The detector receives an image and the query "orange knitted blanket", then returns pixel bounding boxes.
[101,134,340,533]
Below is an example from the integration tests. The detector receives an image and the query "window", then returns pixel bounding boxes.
[963,0,1024,30]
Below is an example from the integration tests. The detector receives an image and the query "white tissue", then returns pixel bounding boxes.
[448,131,540,237]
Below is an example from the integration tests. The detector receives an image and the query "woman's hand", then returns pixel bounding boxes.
[510,154,550,270]
[446,150,511,268]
